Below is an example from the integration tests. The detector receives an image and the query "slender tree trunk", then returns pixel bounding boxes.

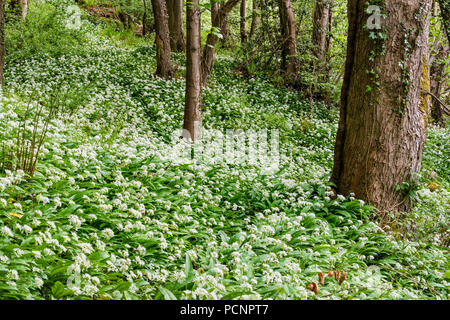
[142,0,148,36]
[279,0,298,80]
[438,0,450,42]
[240,0,247,43]
[430,41,449,124]
[331,0,432,213]
[183,0,202,141]
[168,0,186,52]
[0,0,5,87]
[312,0,331,61]
[151,0,175,79]
[201,0,240,86]
[249,0,258,41]
[20,0,28,20]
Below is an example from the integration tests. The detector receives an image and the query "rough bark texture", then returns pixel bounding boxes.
[240,0,248,43]
[220,15,233,48]
[438,0,450,42]
[168,0,185,52]
[183,0,202,141]
[151,0,175,79]
[279,0,298,80]
[201,0,240,87]
[312,0,331,61]
[331,0,432,213]
[0,0,5,86]
[430,41,449,124]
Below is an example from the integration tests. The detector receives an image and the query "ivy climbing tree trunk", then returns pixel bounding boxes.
[168,0,185,52]
[201,0,240,87]
[151,0,175,79]
[279,0,298,81]
[0,0,5,87]
[331,0,432,213]
[312,0,332,62]
[183,0,202,141]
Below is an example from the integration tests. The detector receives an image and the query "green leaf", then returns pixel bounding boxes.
[444,270,450,280]
[185,253,194,283]
[159,286,177,300]
[89,251,109,261]
[51,281,66,298]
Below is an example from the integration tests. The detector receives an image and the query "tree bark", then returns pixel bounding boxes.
[249,0,258,41]
[20,0,27,20]
[183,0,202,141]
[240,0,248,44]
[0,0,5,87]
[438,0,450,42]
[331,0,432,213]
[142,0,148,36]
[168,0,185,52]
[220,14,233,48]
[151,0,175,79]
[201,0,240,87]
[430,41,449,124]
[279,0,298,80]
[312,0,331,61]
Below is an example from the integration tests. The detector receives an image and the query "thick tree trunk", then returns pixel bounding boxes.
[201,0,240,86]
[279,0,298,80]
[438,0,450,42]
[331,0,432,213]
[183,0,202,141]
[249,0,258,41]
[151,0,175,79]
[430,41,449,124]
[312,0,331,61]
[240,0,248,43]
[0,0,5,87]
[220,14,233,48]
[168,0,185,52]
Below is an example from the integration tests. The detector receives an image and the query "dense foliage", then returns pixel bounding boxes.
[0,0,448,300]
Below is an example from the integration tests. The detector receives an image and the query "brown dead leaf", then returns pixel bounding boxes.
[307,282,319,295]
[318,272,325,285]
[338,271,347,284]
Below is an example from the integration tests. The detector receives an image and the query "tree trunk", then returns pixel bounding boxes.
[430,41,449,124]
[312,0,331,61]
[183,0,202,141]
[168,0,185,52]
[240,0,248,43]
[438,0,450,42]
[220,15,233,48]
[331,0,432,213]
[201,0,240,86]
[20,0,27,20]
[279,0,298,80]
[142,0,148,36]
[0,0,5,87]
[151,0,175,79]
[249,0,258,41]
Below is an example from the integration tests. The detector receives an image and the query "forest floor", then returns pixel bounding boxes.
[0,1,449,299]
